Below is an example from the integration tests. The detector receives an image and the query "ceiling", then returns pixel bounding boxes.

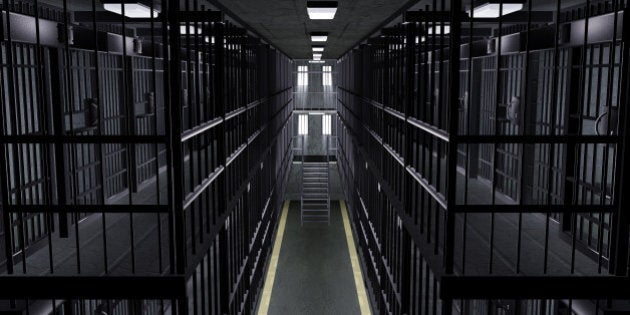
[209,0,416,59]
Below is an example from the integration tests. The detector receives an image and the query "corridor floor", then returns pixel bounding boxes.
[258,201,371,315]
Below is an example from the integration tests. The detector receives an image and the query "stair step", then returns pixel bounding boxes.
[302,202,329,206]
[301,161,330,225]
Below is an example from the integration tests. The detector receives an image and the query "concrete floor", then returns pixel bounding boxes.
[266,201,361,315]
[2,172,170,276]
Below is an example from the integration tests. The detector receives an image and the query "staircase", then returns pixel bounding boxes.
[299,135,331,225]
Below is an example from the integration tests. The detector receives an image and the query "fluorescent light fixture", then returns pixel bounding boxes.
[311,32,328,42]
[180,25,202,35]
[311,35,328,42]
[312,46,325,52]
[309,60,325,63]
[313,54,322,60]
[467,2,523,18]
[307,1,338,20]
[103,2,159,18]
[427,25,450,35]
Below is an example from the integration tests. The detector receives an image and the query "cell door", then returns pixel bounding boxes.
[130,55,166,190]
[522,48,570,222]
[476,53,525,202]
[563,42,622,261]
[0,42,53,260]
[60,49,129,208]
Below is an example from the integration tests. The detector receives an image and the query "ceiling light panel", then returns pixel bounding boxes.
[311,32,328,42]
[467,2,523,18]
[312,46,325,52]
[103,3,159,18]
[307,1,338,20]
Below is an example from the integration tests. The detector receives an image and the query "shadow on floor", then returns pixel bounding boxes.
[267,201,361,315]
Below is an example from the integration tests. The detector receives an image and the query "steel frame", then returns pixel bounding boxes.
[0,0,293,314]
[336,0,630,314]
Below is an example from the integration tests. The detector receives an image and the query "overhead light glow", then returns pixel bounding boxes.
[313,53,322,60]
[467,2,523,18]
[307,1,338,20]
[311,32,328,42]
[103,3,159,18]
[309,60,325,63]
[312,46,324,52]
[427,25,450,35]
[180,25,202,35]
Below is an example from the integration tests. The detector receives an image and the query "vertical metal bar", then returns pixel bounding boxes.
[598,0,620,273]
[488,0,505,275]
[184,0,196,256]
[118,1,137,274]
[610,0,630,276]
[30,0,55,274]
[571,0,592,275]
[515,0,534,274]
[167,0,186,275]
[444,0,462,311]
[90,0,108,275]
[544,0,564,275]
[11,21,28,276]
[149,0,164,274]
[0,103,13,274]
[461,0,476,276]
[60,0,82,273]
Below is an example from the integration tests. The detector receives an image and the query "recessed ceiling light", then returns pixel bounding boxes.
[102,2,159,18]
[313,53,322,60]
[309,60,325,63]
[467,1,523,18]
[312,46,325,52]
[311,32,328,42]
[307,1,338,20]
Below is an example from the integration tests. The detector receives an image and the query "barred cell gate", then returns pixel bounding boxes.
[469,42,620,261]
[474,53,524,202]
[1,41,53,262]
[0,44,168,265]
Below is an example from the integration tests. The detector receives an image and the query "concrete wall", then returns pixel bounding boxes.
[293,113,337,156]
[293,60,337,110]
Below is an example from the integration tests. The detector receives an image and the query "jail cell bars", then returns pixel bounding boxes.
[337,0,630,314]
[0,1,293,314]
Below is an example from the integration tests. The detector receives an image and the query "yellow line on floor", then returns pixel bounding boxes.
[258,200,290,315]
[340,200,372,315]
